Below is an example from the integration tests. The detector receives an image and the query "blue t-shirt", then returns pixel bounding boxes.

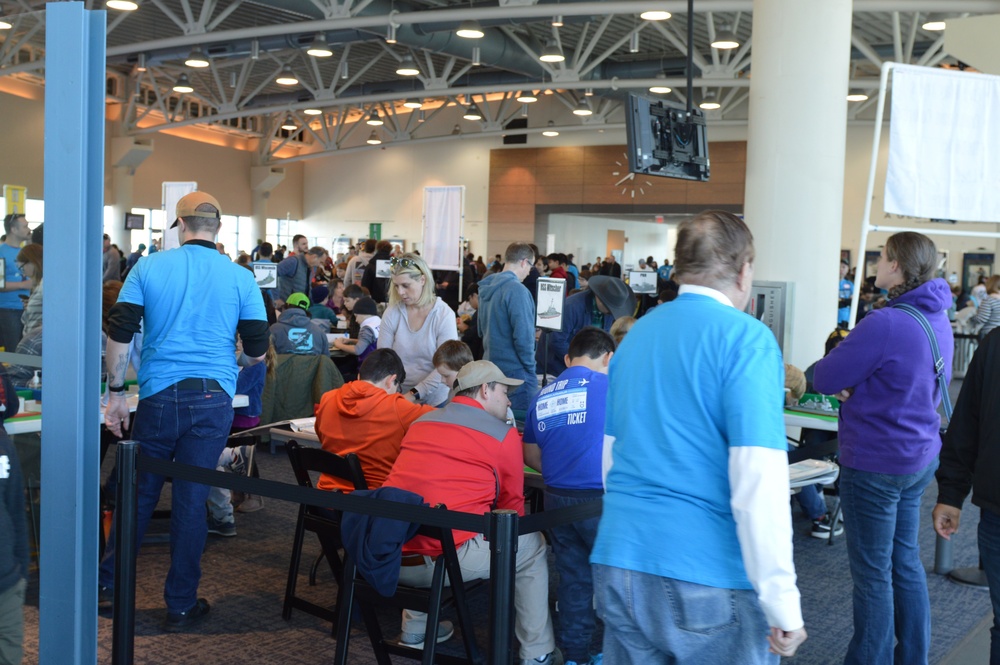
[838,277,853,323]
[657,264,672,283]
[591,292,786,591]
[523,365,607,490]
[0,244,28,310]
[118,242,267,399]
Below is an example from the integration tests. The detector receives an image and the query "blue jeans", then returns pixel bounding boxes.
[545,489,602,663]
[839,458,937,665]
[979,507,1000,665]
[593,564,776,665]
[99,386,233,614]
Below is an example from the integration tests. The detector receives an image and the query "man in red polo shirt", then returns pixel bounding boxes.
[384,360,559,665]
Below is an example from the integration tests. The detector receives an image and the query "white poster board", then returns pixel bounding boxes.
[629,270,657,294]
[161,181,197,250]
[374,259,392,279]
[423,186,464,270]
[253,262,277,289]
[536,277,566,331]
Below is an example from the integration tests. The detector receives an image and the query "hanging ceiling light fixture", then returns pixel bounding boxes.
[699,91,721,110]
[275,65,299,85]
[456,20,484,39]
[649,72,671,94]
[250,39,260,60]
[628,31,640,54]
[396,54,420,76]
[451,124,462,135]
[366,109,383,126]
[640,10,671,21]
[551,15,564,27]
[573,98,593,116]
[418,110,426,123]
[303,107,323,115]
[281,115,297,131]
[516,91,538,103]
[921,12,955,30]
[711,25,740,49]
[463,101,483,121]
[584,88,594,97]
[367,130,382,145]
[306,33,333,57]
[172,73,194,93]
[542,121,559,137]
[846,90,870,102]
[106,0,138,10]
[403,99,423,109]
[539,40,565,63]
[471,46,481,66]
[184,47,209,68]
[385,24,398,44]
[136,53,147,72]
[340,61,349,79]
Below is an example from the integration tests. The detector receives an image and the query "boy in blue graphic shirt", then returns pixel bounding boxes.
[523,327,615,665]
[838,259,853,326]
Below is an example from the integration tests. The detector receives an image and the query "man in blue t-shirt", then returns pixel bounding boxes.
[591,210,807,663]
[100,191,269,632]
[0,214,32,352]
[524,327,614,665]
[838,259,853,326]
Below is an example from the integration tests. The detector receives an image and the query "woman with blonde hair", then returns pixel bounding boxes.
[377,253,458,406]
[815,231,953,664]
[972,274,1000,340]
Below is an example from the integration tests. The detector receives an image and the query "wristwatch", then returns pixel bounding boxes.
[108,384,127,393]
[409,388,421,401]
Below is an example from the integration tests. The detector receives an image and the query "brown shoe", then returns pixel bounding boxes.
[235,494,264,513]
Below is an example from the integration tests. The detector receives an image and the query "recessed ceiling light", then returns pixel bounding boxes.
[456,19,484,39]
[275,65,299,86]
[184,48,209,68]
[106,0,138,10]
[640,10,671,21]
[306,34,333,58]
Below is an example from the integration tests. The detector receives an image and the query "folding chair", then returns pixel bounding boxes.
[283,440,367,633]
[789,436,842,545]
[335,504,486,665]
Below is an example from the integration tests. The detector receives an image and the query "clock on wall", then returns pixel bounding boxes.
[611,153,654,198]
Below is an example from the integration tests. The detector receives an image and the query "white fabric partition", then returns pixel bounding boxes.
[885,64,1000,222]
[161,181,197,250]
[422,185,464,270]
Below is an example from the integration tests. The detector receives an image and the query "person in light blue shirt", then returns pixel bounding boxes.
[0,214,32,352]
[591,210,806,664]
[838,260,854,325]
[524,327,614,665]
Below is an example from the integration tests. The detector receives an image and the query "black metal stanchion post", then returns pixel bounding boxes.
[934,533,954,576]
[487,509,518,665]
[112,441,139,665]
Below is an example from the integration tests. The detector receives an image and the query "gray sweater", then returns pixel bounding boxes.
[377,298,458,407]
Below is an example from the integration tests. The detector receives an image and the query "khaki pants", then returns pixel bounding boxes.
[398,532,555,661]
[0,578,25,665]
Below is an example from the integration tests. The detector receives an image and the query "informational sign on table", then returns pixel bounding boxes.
[253,262,277,289]
[536,277,566,331]
[374,259,391,278]
[629,270,657,294]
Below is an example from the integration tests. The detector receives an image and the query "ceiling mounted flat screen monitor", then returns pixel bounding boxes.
[625,93,710,182]
[124,212,145,230]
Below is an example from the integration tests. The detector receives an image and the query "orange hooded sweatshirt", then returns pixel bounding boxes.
[314,381,434,492]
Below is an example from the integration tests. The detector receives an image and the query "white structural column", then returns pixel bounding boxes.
[251,163,285,245]
[109,133,154,252]
[743,0,853,368]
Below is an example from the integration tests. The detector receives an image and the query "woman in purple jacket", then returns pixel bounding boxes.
[814,232,953,665]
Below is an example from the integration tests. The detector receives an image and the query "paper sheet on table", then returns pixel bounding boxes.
[788,460,839,489]
[289,417,316,434]
[885,64,1000,222]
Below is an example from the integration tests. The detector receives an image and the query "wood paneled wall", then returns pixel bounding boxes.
[487,142,747,255]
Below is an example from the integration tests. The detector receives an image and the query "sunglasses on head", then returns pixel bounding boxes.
[389,257,417,270]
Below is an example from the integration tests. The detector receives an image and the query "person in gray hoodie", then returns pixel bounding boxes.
[269,292,328,355]
[477,242,538,415]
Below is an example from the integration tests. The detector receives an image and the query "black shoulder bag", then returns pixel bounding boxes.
[892,302,952,430]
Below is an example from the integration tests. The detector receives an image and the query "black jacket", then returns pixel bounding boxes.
[0,367,27,595]
[938,328,1000,516]
[362,250,392,303]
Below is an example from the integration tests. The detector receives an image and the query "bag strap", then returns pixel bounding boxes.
[891,302,953,423]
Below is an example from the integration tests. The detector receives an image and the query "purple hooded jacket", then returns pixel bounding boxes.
[814,278,953,475]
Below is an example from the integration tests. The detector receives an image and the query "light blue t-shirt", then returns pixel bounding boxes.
[118,242,267,399]
[523,365,607,490]
[838,277,853,323]
[0,244,28,310]
[591,292,786,591]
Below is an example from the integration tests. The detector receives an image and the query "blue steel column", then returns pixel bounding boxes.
[40,3,106,663]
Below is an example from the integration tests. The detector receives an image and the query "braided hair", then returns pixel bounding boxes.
[876,232,937,307]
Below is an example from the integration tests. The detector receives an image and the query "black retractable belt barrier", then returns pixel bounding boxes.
[112,441,139,665]
[112,454,601,665]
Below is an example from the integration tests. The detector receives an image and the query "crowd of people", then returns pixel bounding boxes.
[0,202,998,665]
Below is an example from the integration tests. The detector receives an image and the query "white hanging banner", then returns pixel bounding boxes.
[885,64,1000,222]
[161,181,198,250]
[422,186,464,270]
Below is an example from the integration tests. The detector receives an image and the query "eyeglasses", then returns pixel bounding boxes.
[15,262,25,271]
[389,257,417,270]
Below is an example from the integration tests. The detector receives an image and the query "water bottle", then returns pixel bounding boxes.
[28,370,41,390]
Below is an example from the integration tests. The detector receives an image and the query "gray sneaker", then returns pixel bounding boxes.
[207,516,236,537]
[399,621,454,649]
[522,649,564,665]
